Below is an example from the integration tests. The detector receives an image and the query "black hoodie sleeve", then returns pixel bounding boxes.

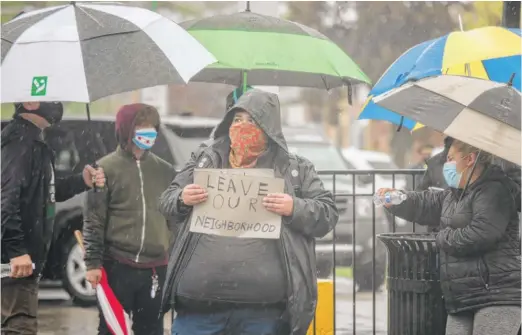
[386,189,445,227]
[55,173,89,202]
[1,144,31,260]
[83,187,109,270]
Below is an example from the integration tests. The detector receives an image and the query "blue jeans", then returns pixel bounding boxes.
[171,308,289,335]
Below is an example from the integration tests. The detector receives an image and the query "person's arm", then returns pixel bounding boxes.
[285,157,339,238]
[82,187,109,270]
[162,164,179,237]
[436,182,513,256]
[55,173,89,202]
[1,145,31,260]
[386,189,445,227]
[159,150,203,221]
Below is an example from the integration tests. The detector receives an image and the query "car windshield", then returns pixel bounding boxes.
[161,124,214,169]
[367,160,396,170]
[287,143,348,171]
[287,143,358,188]
[365,158,408,183]
[175,137,210,163]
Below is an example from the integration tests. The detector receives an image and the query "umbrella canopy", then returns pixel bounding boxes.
[359,27,521,130]
[74,231,131,335]
[180,11,370,89]
[96,267,132,335]
[373,75,521,165]
[1,2,216,103]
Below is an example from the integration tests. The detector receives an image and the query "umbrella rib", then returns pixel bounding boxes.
[389,80,519,130]
[321,75,330,91]
[77,6,105,27]
[5,30,140,44]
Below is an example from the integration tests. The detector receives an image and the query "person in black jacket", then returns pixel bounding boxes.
[418,136,521,211]
[1,102,105,334]
[416,137,453,191]
[378,139,521,335]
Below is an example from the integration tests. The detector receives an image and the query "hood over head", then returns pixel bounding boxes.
[115,103,160,148]
[213,89,288,153]
[225,85,254,111]
[14,102,64,125]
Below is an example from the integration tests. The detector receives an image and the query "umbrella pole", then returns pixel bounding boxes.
[85,104,95,151]
[457,150,482,203]
[242,71,248,92]
[85,103,92,123]
[85,104,102,191]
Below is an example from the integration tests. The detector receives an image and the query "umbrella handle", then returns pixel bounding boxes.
[74,230,85,253]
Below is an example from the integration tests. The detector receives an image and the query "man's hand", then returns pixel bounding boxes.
[181,184,208,206]
[263,193,294,216]
[83,165,105,189]
[10,254,33,278]
[376,188,396,208]
[86,268,102,288]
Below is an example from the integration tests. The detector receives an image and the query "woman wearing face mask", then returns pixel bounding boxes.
[378,139,521,335]
[83,104,176,335]
[159,89,338,335]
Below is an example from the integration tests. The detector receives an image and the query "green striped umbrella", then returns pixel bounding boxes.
[181,11,370,90]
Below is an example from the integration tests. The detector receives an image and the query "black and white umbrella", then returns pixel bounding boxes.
[373,75,521,165]
[1,2,216,103]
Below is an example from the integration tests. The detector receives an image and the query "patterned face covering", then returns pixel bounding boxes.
[132,128,157,150]
[229,122,267,168]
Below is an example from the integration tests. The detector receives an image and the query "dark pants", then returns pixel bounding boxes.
[98,261,166,335]
[171,308,289,335]
[1,278,38,335]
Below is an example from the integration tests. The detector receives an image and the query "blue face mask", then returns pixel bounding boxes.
[132,128,157,150]
[443,161,462,188]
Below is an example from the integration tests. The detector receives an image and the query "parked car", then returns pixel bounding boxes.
[284,127,389,290]
[342,148,411,230]
[342,147,407,190]
[1,114,221,305]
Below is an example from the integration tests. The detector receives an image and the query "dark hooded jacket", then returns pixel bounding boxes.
[1,116,88,278]
[82,105,175,269]
[388,165,521,314]
[416,151,448,191]
[159,89,338,334]
[416,137,521,212]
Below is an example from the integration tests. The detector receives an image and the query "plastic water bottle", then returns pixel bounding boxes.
[1,263,35,279]
[373,191,407,207]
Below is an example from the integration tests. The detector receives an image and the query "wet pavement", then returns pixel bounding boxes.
[37,278,388,335]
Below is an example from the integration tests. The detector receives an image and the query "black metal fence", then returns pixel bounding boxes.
[313,169,426,335]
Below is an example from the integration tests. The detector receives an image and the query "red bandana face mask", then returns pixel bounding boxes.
[229,122,267,168]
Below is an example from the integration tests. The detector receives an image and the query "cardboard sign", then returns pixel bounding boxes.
[190,169,284,239]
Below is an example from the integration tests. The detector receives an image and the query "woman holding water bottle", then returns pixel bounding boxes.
[376,139,521,335]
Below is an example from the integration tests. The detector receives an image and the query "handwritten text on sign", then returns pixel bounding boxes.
[190,169,284,239]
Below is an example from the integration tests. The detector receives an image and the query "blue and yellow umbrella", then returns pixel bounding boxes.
[359,26,521,131]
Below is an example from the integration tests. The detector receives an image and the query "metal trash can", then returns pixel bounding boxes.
[378,233,447,335]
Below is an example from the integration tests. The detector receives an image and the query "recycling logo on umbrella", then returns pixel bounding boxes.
[31,76,48,96]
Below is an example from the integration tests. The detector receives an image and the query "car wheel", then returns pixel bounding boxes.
[354,261,386,292]
[61,237,96,306]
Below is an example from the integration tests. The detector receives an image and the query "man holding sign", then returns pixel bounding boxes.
[159,89,338,335]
